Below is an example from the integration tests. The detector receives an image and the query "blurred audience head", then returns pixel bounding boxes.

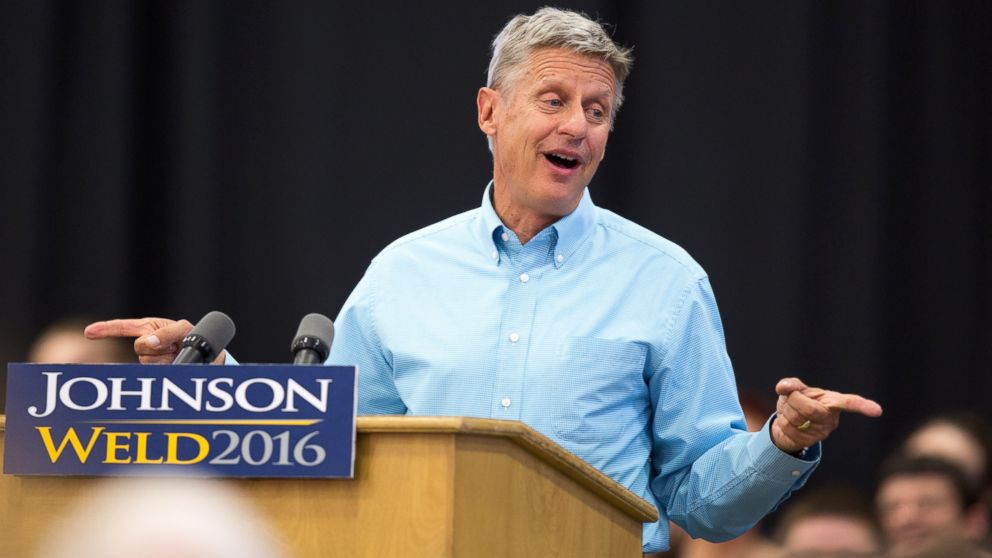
[902,411,992,493]
[779,552,883,558]
[38,476,285,558]
[29,317,133,363]
[882,536,992,558]
[773,484,882,556]
[875,455,989,557]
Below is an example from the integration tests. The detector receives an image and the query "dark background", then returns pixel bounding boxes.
[1,1,989,493]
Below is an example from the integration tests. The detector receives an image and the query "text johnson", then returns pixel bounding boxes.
[28,372,334,418]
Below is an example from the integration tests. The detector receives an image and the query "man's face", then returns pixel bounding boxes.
[876,473,968,556]
[478,47,616,226]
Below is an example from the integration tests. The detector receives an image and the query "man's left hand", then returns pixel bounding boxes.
[771,377,883,455]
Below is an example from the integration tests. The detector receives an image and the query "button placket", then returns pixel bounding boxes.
[490,230,556,419]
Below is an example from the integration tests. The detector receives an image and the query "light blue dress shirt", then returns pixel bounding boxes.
[326,183,819,552]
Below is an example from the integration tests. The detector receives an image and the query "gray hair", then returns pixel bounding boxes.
[487,7,634,115]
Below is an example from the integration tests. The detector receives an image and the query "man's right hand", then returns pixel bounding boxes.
[84,318,196,364]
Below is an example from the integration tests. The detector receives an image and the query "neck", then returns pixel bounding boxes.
[490,182,569,245]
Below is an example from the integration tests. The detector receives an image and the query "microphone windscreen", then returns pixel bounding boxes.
[191,311,237,355]
[293,313,334,361]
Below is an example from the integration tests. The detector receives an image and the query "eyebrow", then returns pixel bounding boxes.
[534,77,614,106]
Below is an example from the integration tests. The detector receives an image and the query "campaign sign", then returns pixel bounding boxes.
[3,363,356,478]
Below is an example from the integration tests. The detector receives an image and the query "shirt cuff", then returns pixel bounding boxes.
[747,415,821,487]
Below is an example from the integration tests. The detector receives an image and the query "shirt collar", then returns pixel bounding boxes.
[475,181,597,269]
[549,185,597,268]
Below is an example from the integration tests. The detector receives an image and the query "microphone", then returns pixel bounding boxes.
[291,313,334,364]
[173,311,237,364]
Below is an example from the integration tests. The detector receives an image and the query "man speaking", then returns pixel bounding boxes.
[85,8,882,553]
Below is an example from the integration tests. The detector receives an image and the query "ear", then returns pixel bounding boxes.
[477,87,499,137]
[963,502,990,541]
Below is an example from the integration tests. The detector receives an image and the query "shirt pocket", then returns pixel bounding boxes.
[552,336,650,445]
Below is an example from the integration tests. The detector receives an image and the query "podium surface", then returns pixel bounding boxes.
[1,414,657,557]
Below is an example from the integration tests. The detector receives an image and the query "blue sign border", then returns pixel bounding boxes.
[3,363,356,478]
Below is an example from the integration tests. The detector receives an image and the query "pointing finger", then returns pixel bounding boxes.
[84,318,159,340]
[822,393,883,417]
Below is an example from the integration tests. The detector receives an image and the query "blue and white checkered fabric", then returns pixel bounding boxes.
[327,182,819,552]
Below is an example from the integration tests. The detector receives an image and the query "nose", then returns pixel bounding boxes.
[885,501,922,533]
[557,103,588,141]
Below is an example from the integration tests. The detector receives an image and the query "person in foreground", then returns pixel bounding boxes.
[39,476,284,558]
[84,8,882,553]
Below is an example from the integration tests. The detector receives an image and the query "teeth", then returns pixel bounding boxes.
[550,153,576,161]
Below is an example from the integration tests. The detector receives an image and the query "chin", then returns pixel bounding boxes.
[535,184,584,215]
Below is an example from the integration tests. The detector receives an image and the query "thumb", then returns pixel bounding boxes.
[776,377,809,397]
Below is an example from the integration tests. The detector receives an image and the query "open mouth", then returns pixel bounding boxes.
[545,153,580,170]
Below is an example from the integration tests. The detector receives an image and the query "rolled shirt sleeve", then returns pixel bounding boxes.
[649,277,817,542]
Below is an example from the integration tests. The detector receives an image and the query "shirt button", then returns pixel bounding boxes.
[501,232,509,241]
[501,397,511,408]
[519,272,529,283]
[556,254,564,263]
[509,332,520,343]
[791,470,801,477]
[491,251,498,260]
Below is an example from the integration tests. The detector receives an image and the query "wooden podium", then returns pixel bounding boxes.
[1,414,656,557]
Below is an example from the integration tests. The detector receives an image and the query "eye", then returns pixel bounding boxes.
[545,98,563,108]
[587,107,606,122]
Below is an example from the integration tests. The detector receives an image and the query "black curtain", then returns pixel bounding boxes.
[2,0,990,491]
